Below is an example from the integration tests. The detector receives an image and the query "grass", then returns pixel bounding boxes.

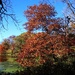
[0,61,24,73]
[0,49,24,73]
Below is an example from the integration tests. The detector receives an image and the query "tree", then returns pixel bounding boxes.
[0,44,7,62]
[17,32,52,67]
[7,35,16,55]
[2,38,11,50]
[13,32,35,55]
[0,44,4,54]
[17,32,73,67]
[17,3,64,67]
[17,3,74,67]
[1,35,16,54]
[23,3,61,34]
[0,0,18,29]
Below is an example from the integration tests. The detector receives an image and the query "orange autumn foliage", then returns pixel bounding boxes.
[0,44,4,54]
[23,3,61,34]
[17,3,74,67]
[17,32,52,67]
[0,44,7,62]
[17,32,73,67]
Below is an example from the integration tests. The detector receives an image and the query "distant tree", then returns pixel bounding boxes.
[0,44,7,62]
[7,35,16,54]
[0,44,4,54]
[2,38,10,50]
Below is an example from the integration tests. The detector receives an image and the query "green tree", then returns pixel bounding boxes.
[13,32,35,55]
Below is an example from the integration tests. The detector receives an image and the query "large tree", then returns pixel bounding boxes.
[17,32,74,67]
[17,2,74,67]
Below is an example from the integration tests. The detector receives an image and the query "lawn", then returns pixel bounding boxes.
[0,61,24,73]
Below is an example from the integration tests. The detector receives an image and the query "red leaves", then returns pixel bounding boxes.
[17,32,73,67]
[17,32,52,66]
[17,3,75,67]
[23,3,58,33]
[18,32,75,67]
[0,44,4,54]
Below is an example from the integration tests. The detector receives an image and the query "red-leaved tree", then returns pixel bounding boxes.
[17,32,73,67]
[0,44,4,54]
[17,3,74,67]
[0,44,7,62]
[23,3,62,34]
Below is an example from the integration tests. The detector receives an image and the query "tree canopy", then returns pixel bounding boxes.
[24,3,62,34]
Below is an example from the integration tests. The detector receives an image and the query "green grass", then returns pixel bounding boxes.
[0,61,24,73]
[0,49,24,73]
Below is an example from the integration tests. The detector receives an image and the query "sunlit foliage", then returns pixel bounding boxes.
[24,3,62,34]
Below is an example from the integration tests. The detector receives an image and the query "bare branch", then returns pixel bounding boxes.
[0,0,20,30]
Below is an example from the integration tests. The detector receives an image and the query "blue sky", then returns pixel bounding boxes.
[0,0,65,42]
